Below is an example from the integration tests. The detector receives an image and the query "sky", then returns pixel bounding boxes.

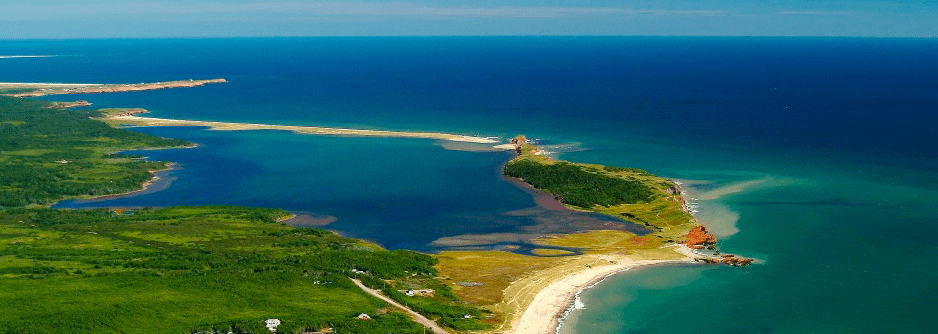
[0,0,936,38]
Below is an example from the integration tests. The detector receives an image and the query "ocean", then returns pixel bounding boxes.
[3,37,936,333]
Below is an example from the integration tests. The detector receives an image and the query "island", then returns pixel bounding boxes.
[0,82,749,334]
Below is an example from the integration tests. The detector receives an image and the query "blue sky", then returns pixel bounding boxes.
[1,1,936,38]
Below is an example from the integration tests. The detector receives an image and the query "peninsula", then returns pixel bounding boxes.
[433,136,751,334]
[0,79,227,97]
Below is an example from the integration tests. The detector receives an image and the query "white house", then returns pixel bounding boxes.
[264,319,281,332]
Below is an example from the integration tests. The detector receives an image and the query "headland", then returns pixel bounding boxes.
[434,136,751,334]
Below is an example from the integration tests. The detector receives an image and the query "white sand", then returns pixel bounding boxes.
[512,250,696,334]
[110,115,499,144]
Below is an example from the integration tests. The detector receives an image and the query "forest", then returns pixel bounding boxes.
[0,206,487,333]
[504,159,655,208]
[0,96,188,207]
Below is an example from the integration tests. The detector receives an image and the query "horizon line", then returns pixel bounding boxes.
[1,35,935,42]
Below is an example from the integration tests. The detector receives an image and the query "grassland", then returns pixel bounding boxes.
[0,206,491,333]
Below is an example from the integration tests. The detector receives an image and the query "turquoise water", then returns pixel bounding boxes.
[4,38,937,332]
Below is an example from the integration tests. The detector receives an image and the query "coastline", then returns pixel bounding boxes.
[511,250,697,334]
[107,114,499,144]
[59,163,180,205]
[2,79,227,97]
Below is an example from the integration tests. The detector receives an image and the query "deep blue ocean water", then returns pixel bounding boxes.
[2,37,936,333]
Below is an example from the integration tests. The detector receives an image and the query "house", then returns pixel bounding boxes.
[356,313,372,320]
[463,314,473,319]
[398,288,435,297]
[264,319,281,332]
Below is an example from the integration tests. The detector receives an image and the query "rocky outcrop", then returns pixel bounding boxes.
[112,109,149,117]
[682,225,717,249]
[694,254,754,267]
[720,254,754,267]
[46,100,91,109]
[510,135,528,145]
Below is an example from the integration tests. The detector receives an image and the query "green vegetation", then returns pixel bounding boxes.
[503,138,697,241]
[0,206,488,333]
[0,87,38,95]
[505,159,655,208]
[0,96,489,333]
[0,96,188,207]
[365,275,492,330]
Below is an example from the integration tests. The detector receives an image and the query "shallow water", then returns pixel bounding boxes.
[53,126,642,251]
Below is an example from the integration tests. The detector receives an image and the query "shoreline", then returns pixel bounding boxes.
[512,249,697,334]
[3,79,227,97]
[108,114,499,144]
[58,163,180,205]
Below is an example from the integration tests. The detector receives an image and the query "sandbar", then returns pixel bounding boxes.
[108,114,499,144]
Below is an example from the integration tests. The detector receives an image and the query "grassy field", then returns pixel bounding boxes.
[0,206,491,333]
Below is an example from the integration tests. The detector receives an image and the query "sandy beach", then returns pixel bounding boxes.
[510,248,697,334]
[108,114,500,144]
[1,79,227,97]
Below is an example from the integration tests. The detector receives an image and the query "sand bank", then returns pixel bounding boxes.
[512,250,696,334]
[3,79,227,97]
[109,114,499,144]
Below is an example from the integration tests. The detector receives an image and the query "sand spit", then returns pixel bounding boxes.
[3,79,227,97]
[109,114,499,144]
[510,251,695,334]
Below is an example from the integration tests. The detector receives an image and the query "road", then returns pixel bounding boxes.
[350,278,450,334]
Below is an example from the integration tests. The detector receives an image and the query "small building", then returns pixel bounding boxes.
[264,319,280,333]
[264,319,281,332]
[398,288,435,297]
[463,314,473,319]
[356,313,372,320]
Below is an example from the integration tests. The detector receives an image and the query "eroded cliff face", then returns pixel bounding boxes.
[683,225,718,249]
